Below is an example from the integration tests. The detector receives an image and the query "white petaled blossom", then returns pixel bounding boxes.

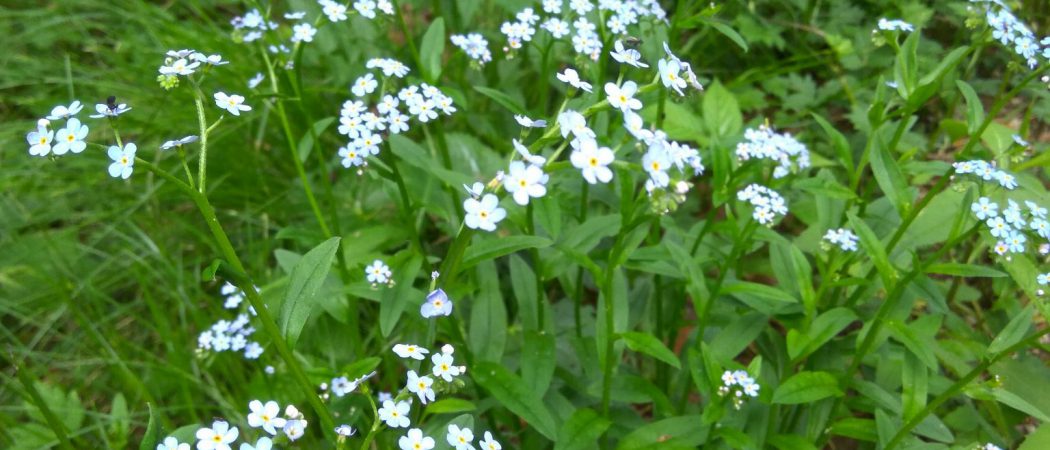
[248,73,265,89]
[605,80,643,112]
[161,135,199,150]
[610,40,648,68]
[321,0,349,22]
[52,118,89,155]
[446,424,475,450]
[292,23,317,42]
[556,68,593,93]
[406,370,436,404]
[503,161,549,206]
[352,73,379,97]
[735,125,811,178]
[46,101,83,120]
[239,437,272,450]
[952,160,1018,190]
[662,42,703,92]
[421,288,453,318]
[463,194,507,232]
[514,115,547,129]
[982,444,1004,450]
[557,110,595,140]
[247,400,286,436]
[107,143,137,179]
[737,184,789,226]
[431,349,462,381]
[335,425,356,437]
[392,343,430,360]
[90,100,131,118]
[378,400,412,428]
[283,418,308,441]
[451,33,493,64]
[366,259,393,285]
[542,18,570,39]
[366,58,411,78]
[159,58,201,76]
[156,436,190,450]
[197,311,261,359]
[876,18,914,32]
[195,420,239,450]
[823,228,859,252]
[399,428,436,450]
[27,124,54,156]
[213,92,252,116]
[513,139,546,165]
[658,58,687,95]
[642,145,672,192]
[479,432,502,450]
[972,0,1046,69]
[719,369,760,409]
[570,138,614,184]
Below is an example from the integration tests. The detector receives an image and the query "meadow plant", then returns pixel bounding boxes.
[6,0,1050,449]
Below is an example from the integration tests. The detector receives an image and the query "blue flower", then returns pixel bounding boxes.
[421,289,453,318]
[971,197,999,220]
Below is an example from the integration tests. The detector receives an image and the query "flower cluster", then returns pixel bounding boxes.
[876,18,914,33]
[336,60,456,170]
[451,33,492,65]
[970,0,1049,69]
[197,282,263,359]
[156,49,229,89]
[971,197,1048,256]
[719,370,760,409]
[823,228,859,252]
[953,160,1018,190]
[474,0,666,62]
[737,184,789,225]
[735,125,811,178]
[159,401,309,450]
[27,101,90,157]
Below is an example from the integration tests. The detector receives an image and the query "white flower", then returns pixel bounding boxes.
[244,342,263,359]
[291,23,317,42]
[605,81,642,112]
[365,259,392,284]
[27,125,54,156]
[156,436,190,450]
[570,138,614,184]
[339,145,365,168]
[542,0,561,14]
[392,343,430,360]
[512,139,546,165]
[90,100,131,118]
[479,432,501,450]
[409,99,439,122]
[399,428,436,450]
[463,182,484,198]
[610,40,648,68]
[323,1,349,21]
[658,59,686,95]
[463,194,506,232]
[354,0,378,19]
[876,18,914,32]
[335,425,356,437]
[514,115,547,129]
[446,424,475,450]
[192,53,229,66]
[557,110,594,139]
[195,420,239,450]
[283,419,307,441]
[247,400,286,435]
[642,146,671,190]
[406,370,436,404]
[49,118,87,155]
[823,228,859,252]
[352,73,378,97]
[556,68,593,92]
[214,92,252,116]
[238,437,272,450]
[107,143,137,179]
[355,131,383,155]
[388,111,410,133]
[248,73,265,89]
[503,161,548,206]
[377,0,394,15]
[431,352,461,381]
[378,400,412,428]
[46,101,83,120]
[421,288,453,318]
[159,58,201,76]
[161,135,199,150]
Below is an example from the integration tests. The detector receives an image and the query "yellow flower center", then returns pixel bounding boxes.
[121,157,129,165]
[479,211,489,218]
[262,415,269,421]
[442,364,449,370]
[589,157,598,167]
[213,435,222,442]
[619,95,627,103]
[40,137,47,144]
[519,180,527,187]
[67,134,75,142]
[651,162,660,171]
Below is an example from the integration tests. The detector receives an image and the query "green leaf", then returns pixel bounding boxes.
[461,235,553,269]
[201,259,223,281]
[869,133,911,217]
[772,371,843,404]
[379,254,423,337]
[424,398,476,416]
[1019,423,1050,450]
[137,403,161,450]
[621,331,681,369]
[926,262,1006,278]
[702,80,742,140]
[522,330,557,396]
[708,312,767,361]
[956,80,984,134]
[788,307,857,361]
[709,21,748,52]
[297,117,337,162]
[994,389,1050,422]
[901,352,928,421]
[554,408,611,450]
[509,254,539,331]
[988,305,1034,354]
[887,320,938,370]
[278,237,341,348]
[474,86,528,116]
[472,361,558,440]
[615,415,705,450]
[847,213,897,287]
[419,18,445,82]
[769,434,818,450]
[469,260,507,362]
[893,31,920,98]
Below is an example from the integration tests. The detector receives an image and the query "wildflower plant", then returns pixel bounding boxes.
[7,1,1050,450]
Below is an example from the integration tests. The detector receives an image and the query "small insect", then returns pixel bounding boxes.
[106,96,117,111]
[623,36,642,49]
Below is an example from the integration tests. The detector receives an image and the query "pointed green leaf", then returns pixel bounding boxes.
[472,362,557,440]
[419,18,445,82]
[772,371,843,404]
[554,408,611,450]
[989,305,1034,354]
[621,331,681,369]
[278,237,341,348]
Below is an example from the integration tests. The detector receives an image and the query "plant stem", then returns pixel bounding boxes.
[193,90,210,193]
[4,350,77,450]
[694,220,759,348]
